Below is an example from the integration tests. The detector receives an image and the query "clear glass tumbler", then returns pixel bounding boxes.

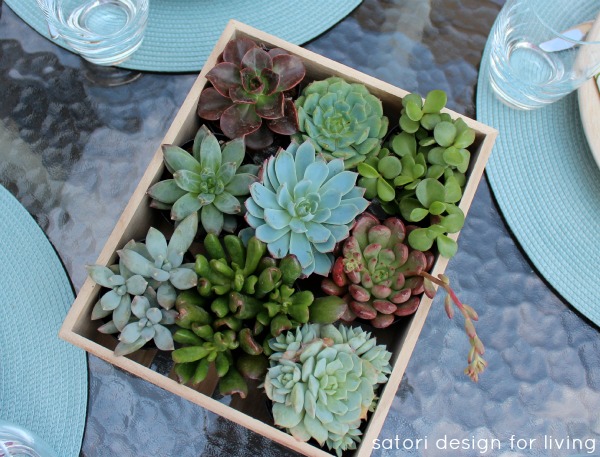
[488,0,600,110]
[0,420,58,457]
[37,0,149,66]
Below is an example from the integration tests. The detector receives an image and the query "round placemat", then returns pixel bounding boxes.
[0,185,88,456]
[476,11,600,326]
[5,0,361,72]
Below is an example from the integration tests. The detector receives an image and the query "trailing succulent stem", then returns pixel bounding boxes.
[421,271,487,382]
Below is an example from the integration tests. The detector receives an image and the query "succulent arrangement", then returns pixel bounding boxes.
[85,35,489,457]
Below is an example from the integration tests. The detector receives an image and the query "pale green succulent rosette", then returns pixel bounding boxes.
[87,258,149,331]
[264,323,392,456]
[117,212,199,310]
[114,286,178,356]
[294,77,389,169]
[244,140,369,277]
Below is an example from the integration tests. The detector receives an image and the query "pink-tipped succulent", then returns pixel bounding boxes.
[322,213,488,382]
[197,37,306,150]
[321,213,435,328]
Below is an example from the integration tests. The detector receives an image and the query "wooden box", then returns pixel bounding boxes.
[60,20,497,457]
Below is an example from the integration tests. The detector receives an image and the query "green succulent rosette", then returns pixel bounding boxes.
[147,125,259,235]
[294,77,389,169]
[264,323,391,456]
[243,140,369,276]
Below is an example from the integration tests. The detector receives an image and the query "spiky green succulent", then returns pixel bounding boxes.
[293,77,389,169]
[265,323,392,456]
[117,212,198,310]
[197,37,306,150]
[243,140,369,276]
[321,213,434,328]
[96,287,177,356]
[194,234,313,339]
[148,125,259,234]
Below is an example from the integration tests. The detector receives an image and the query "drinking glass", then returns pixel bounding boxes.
[37,0,149,67]
[488,0,600,110]
[0,420,58,457]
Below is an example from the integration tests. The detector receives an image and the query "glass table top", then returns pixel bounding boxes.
[1,1,599,456]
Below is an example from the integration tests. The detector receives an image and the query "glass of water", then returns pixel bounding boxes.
[37,0,149,66]
[488,0,600,110]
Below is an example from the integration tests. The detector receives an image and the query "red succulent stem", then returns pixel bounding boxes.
[418,270,488,382]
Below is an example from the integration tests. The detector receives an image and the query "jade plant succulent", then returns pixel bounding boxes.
[293,76,389,168]
[358,89,477,259]
[399,177,465,258]
[264,323,392,456]
[243,140,369,276]
[117,212,198,310]
[197,37,306,149]
[147,125,259,234]
[321,213,435,328]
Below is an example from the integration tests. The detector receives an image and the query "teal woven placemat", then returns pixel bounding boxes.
[6,0,361,72]
[0,185,88,456]
[476,16,600,326]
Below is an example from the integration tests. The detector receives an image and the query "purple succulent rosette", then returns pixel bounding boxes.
[197,37,306,150]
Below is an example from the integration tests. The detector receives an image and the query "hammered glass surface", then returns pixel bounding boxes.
[2,1,599,456]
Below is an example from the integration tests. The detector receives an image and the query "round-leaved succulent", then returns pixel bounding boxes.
[264,323,392,456]
[243,140,369,276]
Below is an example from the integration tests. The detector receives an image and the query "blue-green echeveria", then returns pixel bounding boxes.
[293,77,389,169]
[243,140,369,276]
[264,323,392,456]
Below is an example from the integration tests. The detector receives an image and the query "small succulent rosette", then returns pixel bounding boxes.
[322,213,436,328]
[294,76,389,169]
[148,125,259,235]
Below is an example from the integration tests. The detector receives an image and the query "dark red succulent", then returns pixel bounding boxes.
[197,37,306,150]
